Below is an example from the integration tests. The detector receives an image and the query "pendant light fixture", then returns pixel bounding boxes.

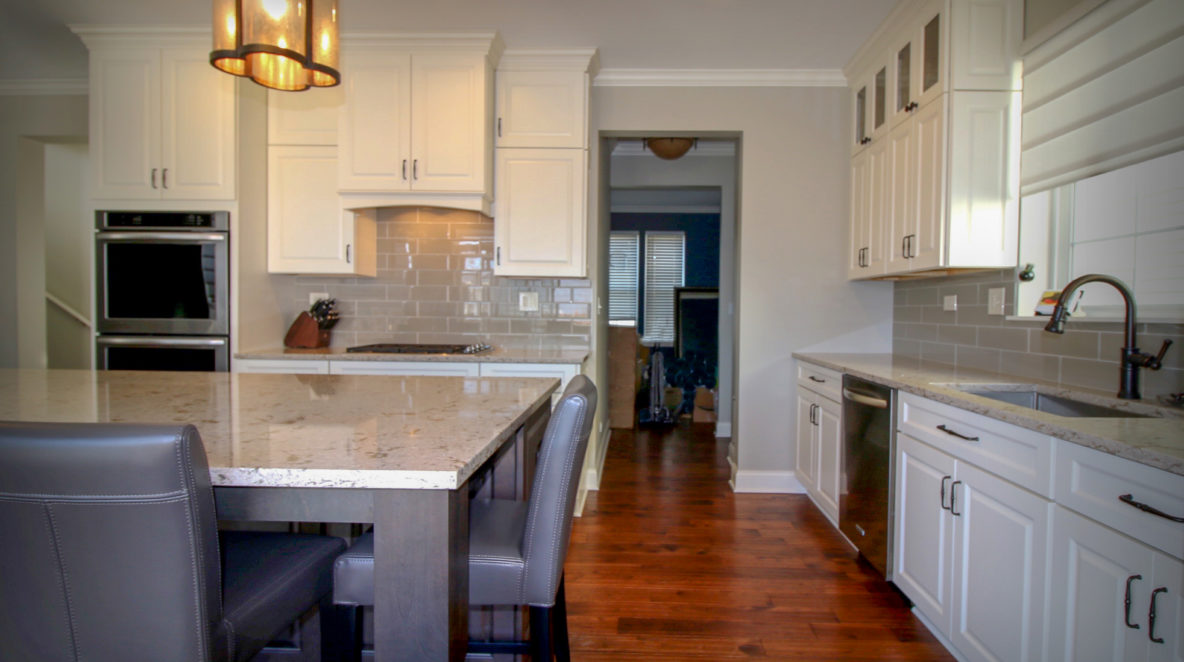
[210,0,341,91]
[644,138,697,160]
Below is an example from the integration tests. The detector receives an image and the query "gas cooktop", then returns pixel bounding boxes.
[345,343,492,355]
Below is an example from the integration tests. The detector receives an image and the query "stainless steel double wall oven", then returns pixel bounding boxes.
[95,211,230,371]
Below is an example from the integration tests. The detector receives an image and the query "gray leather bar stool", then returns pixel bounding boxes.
[332,375,597,660]
[0,422,347,662]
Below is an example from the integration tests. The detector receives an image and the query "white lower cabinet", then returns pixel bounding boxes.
[795,362,842,525]
[894,431,1050,662]
[1048,506,1183,662]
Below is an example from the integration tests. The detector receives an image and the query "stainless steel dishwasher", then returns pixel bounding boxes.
[840,375,896,579]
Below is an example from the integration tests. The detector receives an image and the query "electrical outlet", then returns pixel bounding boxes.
[309,292,329,306]
[988,288,1006,316]
[943,295,958,312]
[518,291,539,312]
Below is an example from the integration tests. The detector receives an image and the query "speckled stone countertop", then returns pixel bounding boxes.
[236,345,589,364]
[793,353,1184,476]
[0,369,558,489]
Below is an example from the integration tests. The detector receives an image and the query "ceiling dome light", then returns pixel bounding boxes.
[210,0,340,91]
[644,138,697,160]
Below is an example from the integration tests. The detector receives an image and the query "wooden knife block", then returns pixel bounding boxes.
[284,311,330,349]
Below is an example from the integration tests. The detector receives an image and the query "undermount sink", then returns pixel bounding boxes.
[947,385,1156,419]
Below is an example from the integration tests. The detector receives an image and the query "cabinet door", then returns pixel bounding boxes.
[864,138,890,276]
[89,48,161,199]
[847,149,871,279]
[910,94,947,271]
[916,0,946,108]
[160,48,236,200]
[268,146,365,274]
[950,0,1022,92]
[410,52,489,192]
[268,86,343,145]
[1149,552,1182,662]
[814,395,842,525]
[338,49,412,191]
[493,148,587,277]
[950,462,1050,662]
[886,118,916,274]
[894,433,955,632]
[870,63,891,142]
[890,35,917,129]
[850,75,872,157]
[496,69,586,149]
[1048,506,1155,662]
[946,91,1020,268]
[795,394,817,493]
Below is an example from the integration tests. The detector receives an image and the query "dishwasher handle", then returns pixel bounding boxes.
[843,388,889,409]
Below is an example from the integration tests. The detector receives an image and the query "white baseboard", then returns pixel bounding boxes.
[574,426,612,517]
[730,468,806,493]
[714,421,732,437]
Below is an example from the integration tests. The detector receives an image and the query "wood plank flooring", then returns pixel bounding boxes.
[564,424,954,661]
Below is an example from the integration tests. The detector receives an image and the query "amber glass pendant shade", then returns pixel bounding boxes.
[209,0,340,91]
[645,138,696,160]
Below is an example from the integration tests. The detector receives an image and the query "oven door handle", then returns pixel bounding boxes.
[97,336,227,347]
[842,388,889,409]
[96,232,226,243]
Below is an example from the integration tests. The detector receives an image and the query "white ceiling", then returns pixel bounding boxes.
[0,0,898,83]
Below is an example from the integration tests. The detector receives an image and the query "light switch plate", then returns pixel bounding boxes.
[943,295,958,312]
[519,291,539,312]
[988,288,1006,315]
[309,292,329,306]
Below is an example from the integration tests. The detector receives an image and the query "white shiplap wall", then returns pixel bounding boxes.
[1020,0,1184,195]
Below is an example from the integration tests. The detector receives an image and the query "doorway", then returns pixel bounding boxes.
[600,137,739,441]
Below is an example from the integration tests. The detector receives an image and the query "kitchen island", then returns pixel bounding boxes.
[0,368,559,662]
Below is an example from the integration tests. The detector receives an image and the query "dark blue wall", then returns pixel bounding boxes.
[610,213,720,337]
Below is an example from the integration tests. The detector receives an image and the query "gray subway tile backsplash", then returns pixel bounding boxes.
[892,268,1184,398]
[273,207,591,350]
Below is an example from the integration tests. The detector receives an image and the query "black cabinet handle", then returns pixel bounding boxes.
[937,424,979,442]
[1119,494,1184,522]
[902,237,909,258]
[151,168,158,189]
[1125,575,1142,629]
[497,117,502,137]
[162,168,168,189]
[402,159,408,180]
[496,246,501,266]
[950,480,962,516]
[413,159,418,180]
[1149,587,1167,643]
[940,475,952,511]
[809,376,825,383]
[861,137,872,145]
[345,244,351,264]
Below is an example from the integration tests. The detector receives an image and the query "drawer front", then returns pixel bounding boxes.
[327,360,480,376]
[797,361,842,401]
[234,358,330,374]
[899,392,1054,497]
[1054,439,1184,561]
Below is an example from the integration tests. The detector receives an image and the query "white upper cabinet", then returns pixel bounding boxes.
[268,145,376,276]
[336,34,501,214]
[81,32,236,201]
[496,56,592,149]
[845,0,1021,280]
[492,50,596,278]
[493,148,586,277]
[268,87,343,145]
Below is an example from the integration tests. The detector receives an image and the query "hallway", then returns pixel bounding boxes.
[565,423,954,660]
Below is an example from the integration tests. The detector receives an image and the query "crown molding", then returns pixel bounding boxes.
[499,49,600,77]
[593,68,846,88]
[0,78,89,95]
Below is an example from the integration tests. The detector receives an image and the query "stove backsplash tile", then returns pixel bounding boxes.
[273,207,592,350]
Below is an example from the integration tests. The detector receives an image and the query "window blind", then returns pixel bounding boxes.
[608,232,639,325]
[1020,0,1184,195]
[642,232,685,344]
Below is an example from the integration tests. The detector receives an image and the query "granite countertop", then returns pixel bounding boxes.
[237,344,590,365]
[793,353,1184,476]
[0,369,558,490]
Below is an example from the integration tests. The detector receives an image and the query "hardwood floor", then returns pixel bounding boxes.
[564,423,954,661]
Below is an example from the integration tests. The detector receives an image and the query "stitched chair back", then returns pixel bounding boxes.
[519,375,597,606]
[0,422,223,662]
